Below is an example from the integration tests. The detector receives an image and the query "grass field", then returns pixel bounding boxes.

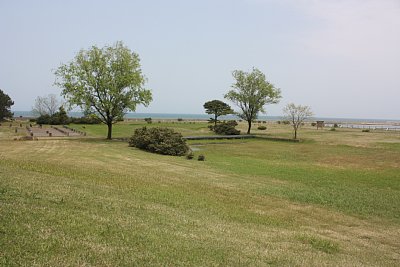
[1,120,399,266]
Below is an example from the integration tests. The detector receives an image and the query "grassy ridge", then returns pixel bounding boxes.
[1,122,400,266]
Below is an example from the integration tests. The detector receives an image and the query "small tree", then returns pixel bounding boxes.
[283,103,313,139]
[0,89,14,121]
[55,41,152,139]
[32,94,61,116]
[203,100,233,127]
[225,68,281,134]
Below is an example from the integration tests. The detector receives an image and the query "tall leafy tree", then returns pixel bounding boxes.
[283,103,313,139]
[55,41,152,139]
[0,89,14,121]
[225,68,281,134]
[203,100,233,127]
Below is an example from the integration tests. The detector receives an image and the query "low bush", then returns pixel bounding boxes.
[330,127,336,131]
[214,121,240,135]
[70,116,102,124]
[186,151,194,160]
[311,122,317,126]
[198,154,205,161]
[35,107,70,125]
[129,127,189,156]
[362,129,370,132]
[257,125,267,130]
[144,117,152,124]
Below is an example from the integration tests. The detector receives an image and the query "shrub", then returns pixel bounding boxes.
[177,118,183,122]
[362,129,370,132]
[257,125,267,130]
[144,117,152,124]
[129,127,189,156]
[198,154,205,161]
[35,106,70,125]
[70,116,102,124]
[330,127,336,131]
[277,120,281,124]
[186,151,194,160]
[333,123,339,128]
[36,114,52,125]
[214,121,240,135]
[282,120,290,125]
[311,122,317,126]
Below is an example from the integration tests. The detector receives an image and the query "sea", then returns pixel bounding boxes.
[12,111,400,125]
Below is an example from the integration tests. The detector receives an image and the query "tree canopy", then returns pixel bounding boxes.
[225,68,281,134]
[283,103,313,139]
[0,89,14,121]
[203,100,233,127]
[55,41,152,139]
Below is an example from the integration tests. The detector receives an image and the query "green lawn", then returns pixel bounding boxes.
[1,121,399,266]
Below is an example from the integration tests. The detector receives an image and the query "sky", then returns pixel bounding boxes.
[1,0,399,119]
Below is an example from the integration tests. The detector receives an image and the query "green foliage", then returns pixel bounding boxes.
[257,125,267,130]
[0,89,14,121]
[282,120,290,125]
[55,41,152,139]
[225,68,281,134]
[144,117,152,124]
[203,100,233,127]
[311,122,317,126]
[197,154,205,161]
[36,106,70,125]
[330,127,336,131]
[70,116,102,124]
[214,121,240,135]
[129,127,189,156]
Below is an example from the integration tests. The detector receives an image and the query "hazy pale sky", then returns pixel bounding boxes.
[1,0,399,119]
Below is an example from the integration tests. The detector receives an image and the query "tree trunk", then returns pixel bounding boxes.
[107,122,112,140]
[214,114,217,127]
[247,120,252,134]
[294,127,297,139]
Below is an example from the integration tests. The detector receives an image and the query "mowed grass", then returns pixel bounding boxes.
[70,120,213,138]
[0,122,400,266]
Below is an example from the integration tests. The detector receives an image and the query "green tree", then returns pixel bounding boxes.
[225,68,281,134]
[0,89,14,121]
[55,41,152,139]
[203,100,233,127]
[283,103,313,139]
[53,106,70,125]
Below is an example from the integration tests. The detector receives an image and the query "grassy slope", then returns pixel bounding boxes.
[1,122,400,266]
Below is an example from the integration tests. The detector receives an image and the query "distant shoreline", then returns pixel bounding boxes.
[11,111,399,124]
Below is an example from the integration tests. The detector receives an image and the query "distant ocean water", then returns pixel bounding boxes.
[12,111,399,124]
